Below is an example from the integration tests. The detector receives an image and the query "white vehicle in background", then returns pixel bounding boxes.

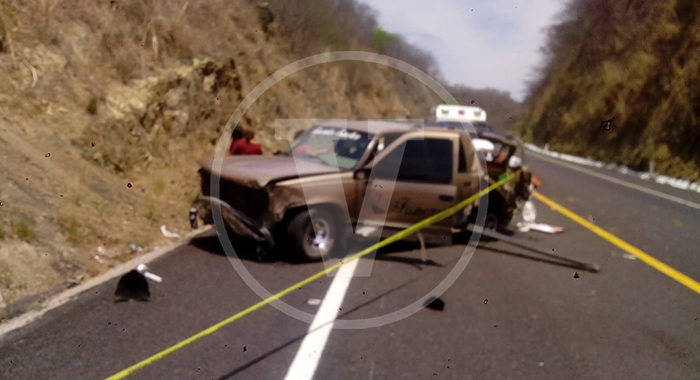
[434,104,497,161]
[433,104,487,123]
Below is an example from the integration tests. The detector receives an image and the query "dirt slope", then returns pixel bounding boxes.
[0,0,442,316]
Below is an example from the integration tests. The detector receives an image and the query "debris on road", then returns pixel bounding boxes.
[424,296,445,311]
[516,200,564,234]
[306,298,321,306]
[160,225,180,238]
[622,253,637,260]
[529,223,565,234]
[115,270,150,302]
[136,264,162,283]
[114,264,162,302]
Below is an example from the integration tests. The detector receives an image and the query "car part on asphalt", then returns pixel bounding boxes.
[114,270,150,302]
[136,264,163,283]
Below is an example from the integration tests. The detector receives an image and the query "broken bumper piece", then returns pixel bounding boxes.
[192,196,274,248]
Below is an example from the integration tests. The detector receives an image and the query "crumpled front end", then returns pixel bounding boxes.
[194,169,274,246]
[199,169,270,223]
[192,196,274,246]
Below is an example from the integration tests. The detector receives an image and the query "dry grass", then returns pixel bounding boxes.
[521,0,699,179]
[0,0,446,312]
[10,220,35,243]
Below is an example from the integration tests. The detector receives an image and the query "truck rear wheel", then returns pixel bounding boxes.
[286,208,337,261]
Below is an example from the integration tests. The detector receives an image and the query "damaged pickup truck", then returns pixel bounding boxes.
[193,121,532,260]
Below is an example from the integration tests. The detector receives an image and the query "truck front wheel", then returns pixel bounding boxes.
[286,208,338,261]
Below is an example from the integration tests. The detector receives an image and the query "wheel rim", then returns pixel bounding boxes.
[304,218,332,256]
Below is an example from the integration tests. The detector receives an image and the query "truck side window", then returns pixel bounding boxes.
[365,132,403,165]
[374,138,453,184]
[458,141,467,172]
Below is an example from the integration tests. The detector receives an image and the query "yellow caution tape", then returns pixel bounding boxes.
[106,171,520,379]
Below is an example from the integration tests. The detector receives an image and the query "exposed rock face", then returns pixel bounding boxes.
[84,58,242,172]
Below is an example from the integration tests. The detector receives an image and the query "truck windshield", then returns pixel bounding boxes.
[289,126,374,170]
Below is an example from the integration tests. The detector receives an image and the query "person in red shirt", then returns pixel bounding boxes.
[230,130,263,155]
[228,128,244,155]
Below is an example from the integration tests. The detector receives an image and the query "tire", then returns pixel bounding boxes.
[484,213,499,230]
[286,208,337,261]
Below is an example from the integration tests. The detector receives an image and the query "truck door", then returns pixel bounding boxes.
[358,134,458,244]
[455,132,483,209]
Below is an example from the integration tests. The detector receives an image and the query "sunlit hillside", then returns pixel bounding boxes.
[520,0,699,180]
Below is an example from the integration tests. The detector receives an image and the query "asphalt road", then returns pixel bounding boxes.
[1,153,699,380]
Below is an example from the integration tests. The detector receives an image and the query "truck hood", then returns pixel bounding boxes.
[199,155,338,187]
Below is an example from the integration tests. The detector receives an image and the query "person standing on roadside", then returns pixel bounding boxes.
[231,130,263,155]
[229,128,245,155]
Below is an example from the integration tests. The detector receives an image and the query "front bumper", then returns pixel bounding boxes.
[192,196,274,247]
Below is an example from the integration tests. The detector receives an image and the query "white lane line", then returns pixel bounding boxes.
[529,150,700,211]
[284,258,360,380]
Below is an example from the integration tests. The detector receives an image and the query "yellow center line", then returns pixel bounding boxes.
[105,172,521,379]
[532,191,700,295]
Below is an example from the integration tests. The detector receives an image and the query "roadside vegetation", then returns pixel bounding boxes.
[519,0,699,180]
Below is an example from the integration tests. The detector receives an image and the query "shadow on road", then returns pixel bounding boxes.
[213,276,417,380]
[190,232,450,269]
[189,232,271,262]
[478,244,589,271]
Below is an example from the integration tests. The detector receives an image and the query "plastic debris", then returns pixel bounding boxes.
[160,225,180,238]
[529,223,565,234]
[307,298,321,306]
[93,255,109,265]
[508,155,522,168]
[129,243,143,253]
[516,200,564,234]
[136,264,162,283]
